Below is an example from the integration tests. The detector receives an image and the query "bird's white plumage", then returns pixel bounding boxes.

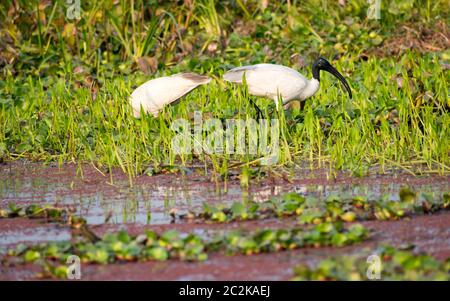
[130,73,211,118]
[223,64,319,109]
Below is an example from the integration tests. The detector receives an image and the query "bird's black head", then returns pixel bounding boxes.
[312,57,352,99]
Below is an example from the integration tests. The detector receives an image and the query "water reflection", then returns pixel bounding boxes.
[1,164,449,226]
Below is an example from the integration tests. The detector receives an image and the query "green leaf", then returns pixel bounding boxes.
[25,204,39,216]
[315,223,335,233]
[331,233,348,246]
[399,188,416,204]
[161,230,180,242]
[117,231,131,243]
[282,193,305,204]
[230,202,246,218]
[93,249,109,264]
[145,230,158,246]
[146,247,168,261]
[7,203,22,215]
[340,211,356,222]
[202,202,212,215]
[52,265,68,278]
[24,250,40,262]
[211,211,227,222]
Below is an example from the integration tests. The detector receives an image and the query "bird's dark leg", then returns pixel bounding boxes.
[299,100,306,111]
[249,98,263,120]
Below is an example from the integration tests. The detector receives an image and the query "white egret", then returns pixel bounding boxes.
[130,73,211,118]
[223,57,352,114]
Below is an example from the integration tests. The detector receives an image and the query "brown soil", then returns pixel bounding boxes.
[370,20,450,57]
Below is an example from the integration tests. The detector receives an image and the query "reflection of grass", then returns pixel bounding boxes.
[293,245,450,281]
[2,189,448,279]
[0,0,449,181]
[0,203,74,220]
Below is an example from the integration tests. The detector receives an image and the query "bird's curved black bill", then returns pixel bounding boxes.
[323,65,352,99]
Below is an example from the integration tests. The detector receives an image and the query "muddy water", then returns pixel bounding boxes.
[0,162,449,280]
[1,162,449,227]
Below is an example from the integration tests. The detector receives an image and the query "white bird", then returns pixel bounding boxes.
[130,72,211,118]
[223,57,352,114]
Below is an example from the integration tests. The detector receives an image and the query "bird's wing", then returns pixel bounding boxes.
[223,64,307,101]
[223,65,260,83]
[159,73,211,101]
[130,73,211,117]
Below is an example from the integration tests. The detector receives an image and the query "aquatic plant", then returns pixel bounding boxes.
[6,222,369,278]
[177,190,450,224]
[292,245,450,281]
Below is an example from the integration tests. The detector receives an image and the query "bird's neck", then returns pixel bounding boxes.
[312,65,320,81]
[300,78,320,100]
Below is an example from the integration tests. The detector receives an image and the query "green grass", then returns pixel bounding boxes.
[0,0,449,181]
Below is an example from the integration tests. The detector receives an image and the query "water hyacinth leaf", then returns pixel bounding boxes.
[145,230,158,246]
[96,249,111,264]
[11,243,28,256]
[52,265,68,278]
[352,196,368,209]
[298,209,324,224]
[44,244,61,258]
[316,223,334,233]
[247,202,260,214]
[197,253,208,261]
[111,241,124,252]
[202,203,213,216]
[161,230,180,242]
[331,233,348,246]
[237,238,258,254]
[293,245,449,281]
[230,202,247,219]
[46,208,63,219]
[340,211,356,222]
[280,201,301,215]
[24,250,41,262]
[160,230,183,249]
[283,192,305,204]
[443,193,450,208]
[347,224,368,242]
[122,244,141,260]
[25,204,40,216]
[7,203,22,217]
[176,191,450,225]
[325,195,342,204]
[117,231,131,243]
[146,247,169,261]
[255,229,277,245]
[399,188,416,204]
[211,211,227,222]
